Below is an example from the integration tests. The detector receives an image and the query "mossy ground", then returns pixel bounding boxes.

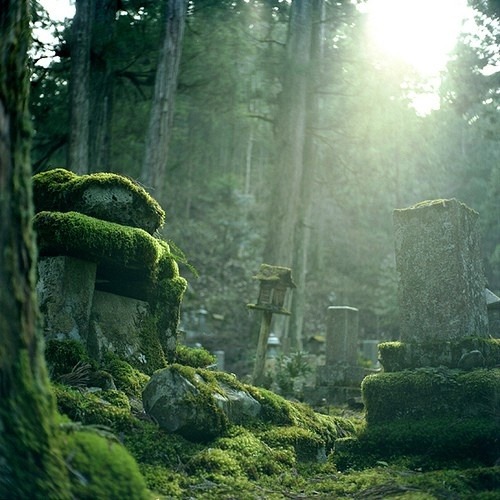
[50,355,500,499]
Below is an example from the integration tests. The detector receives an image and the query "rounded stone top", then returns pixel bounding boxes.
[33,168,165,234]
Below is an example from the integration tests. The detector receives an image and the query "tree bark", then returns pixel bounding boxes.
[288,0,326,351]
[0,1,71,497]
[89,0,117,171]
[141,0,187,202]
[68,0,92,173]
[263,0,313,267]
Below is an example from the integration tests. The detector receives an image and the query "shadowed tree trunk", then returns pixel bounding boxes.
[289,0,326,351]
[89,0,117,171]
[141,0,187,202]
[262,0,313,351]
[68,0,92,173]
[263,0,313,267]
[0,1,71,497]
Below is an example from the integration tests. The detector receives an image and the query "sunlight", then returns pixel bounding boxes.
[365,0,472,76]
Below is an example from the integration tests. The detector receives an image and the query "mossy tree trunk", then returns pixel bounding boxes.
[0,2,71,497]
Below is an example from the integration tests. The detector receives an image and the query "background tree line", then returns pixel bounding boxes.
[30,0,500,376]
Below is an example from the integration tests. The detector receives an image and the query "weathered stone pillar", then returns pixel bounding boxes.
[325,306,359,366]
[394,199,488,342]
[37,256,96,342]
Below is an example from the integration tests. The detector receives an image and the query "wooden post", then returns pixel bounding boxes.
[252,310,273,386]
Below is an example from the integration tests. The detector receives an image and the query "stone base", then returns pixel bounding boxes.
[89,290,166,374]
[379,338,500,372]
[362,367,500,425]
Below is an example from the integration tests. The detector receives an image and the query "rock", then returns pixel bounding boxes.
[458,350,485,370]
[142,367,261,441]
[33,168,165,234]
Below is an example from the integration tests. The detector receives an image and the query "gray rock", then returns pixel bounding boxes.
[458,350,485,370]
[142,367,261,441]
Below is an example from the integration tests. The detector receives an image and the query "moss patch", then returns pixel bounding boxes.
[379,337,500,371]
[33,168,164,232]
[60,429,149,499]
[362,367,500,424]
[175,344,216,368]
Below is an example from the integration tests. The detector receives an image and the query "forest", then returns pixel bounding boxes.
[28,0,500,376]
[1,0,500,498]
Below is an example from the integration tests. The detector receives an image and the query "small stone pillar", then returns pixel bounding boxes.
[325,306,359,367]
[394,199,488,342]
[37,256,97,343]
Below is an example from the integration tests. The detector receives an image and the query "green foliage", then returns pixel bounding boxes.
[273,351,312,397]
[60,430,149,499]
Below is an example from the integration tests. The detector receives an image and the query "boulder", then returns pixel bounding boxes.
[142,366,261,441]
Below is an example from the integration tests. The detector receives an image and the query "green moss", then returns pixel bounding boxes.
[214,427,295,478]
[45,339,94,379]
[33,168,165,230]
[101,353,150,398]
[335,415,500,470]
[139,464,185,498]
[60,430,149,499]
[175,344,216,368]
[379,337,500,371]
[245,385,294,426]
[34,211,162,272]
[362,367,500,424]
[123,419,203,467]
[54,384,133,430]
[167,364,231,441]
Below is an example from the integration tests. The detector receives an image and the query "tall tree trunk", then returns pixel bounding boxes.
[0,2,71,497]
[141,0,187,202]
[262,0,313,349]
[68,0,92,173]
[89,0,116,171]
[263,0,312,267]
[288,0,326,351]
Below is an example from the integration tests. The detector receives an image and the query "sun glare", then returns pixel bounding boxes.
[366,0,471,76]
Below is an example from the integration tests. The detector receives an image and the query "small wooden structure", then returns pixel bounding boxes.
[248,264,296,386]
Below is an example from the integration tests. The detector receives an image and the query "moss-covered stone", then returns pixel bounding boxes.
[54,384,134,430]
[45,339,94,380]
[379,337,500,372]
[175,344,216,368]
[101,353,150,399]
[34,211,167,280]
[362,367,500,424]
[33,168,164,234]
[334,417,500,470]
[60,429,149,499]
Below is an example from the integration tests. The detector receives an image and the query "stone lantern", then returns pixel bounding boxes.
[267,333,281,359]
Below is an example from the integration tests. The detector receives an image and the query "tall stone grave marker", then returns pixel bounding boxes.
[394,199,488,342]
